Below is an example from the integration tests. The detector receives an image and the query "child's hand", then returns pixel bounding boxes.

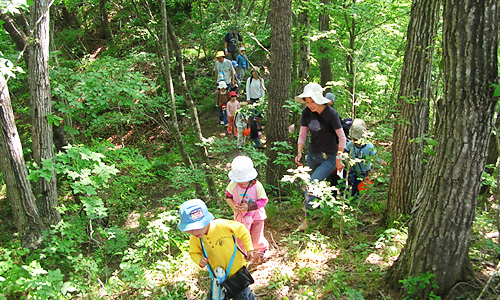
[247,250,259,263]
[199,257,209,268]
[236,203,249,212]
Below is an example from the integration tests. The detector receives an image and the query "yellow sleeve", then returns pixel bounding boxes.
[188,236,203,266]
[231,221,254,251]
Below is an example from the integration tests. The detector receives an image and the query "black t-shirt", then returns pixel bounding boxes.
[224,32,243,53]
[300,106,342,154]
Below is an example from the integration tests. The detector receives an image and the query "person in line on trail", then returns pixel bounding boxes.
[216,81,229,126]
[345,119,381,198]
[225,156,269,259]
[231,60,241,93]
[178,199,258,300]
[236,47,249,81]
[294,82,346,231]
[325,92,352,140]
[227,91,240,136]
[234,104,249,150]
[214,51,235,91]
[249,114,264,149]
[324,91,351,189]
[225,26,243,61]
[246,68,266,105]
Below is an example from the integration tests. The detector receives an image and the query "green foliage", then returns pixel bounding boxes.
[399,272,441,300]
[51,55,156,139]
[411,135,438,157]
[27,158,55,183]
[55,144,119,196]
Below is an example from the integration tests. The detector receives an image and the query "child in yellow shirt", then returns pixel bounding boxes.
[178,199,258,299]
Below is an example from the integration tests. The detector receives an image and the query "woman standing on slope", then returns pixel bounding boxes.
[294,82,346,231]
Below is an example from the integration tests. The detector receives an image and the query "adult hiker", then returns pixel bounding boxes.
[294,82,346,231]
[245,68,266,105]
[224,26,243,61]
[214,51,235,91]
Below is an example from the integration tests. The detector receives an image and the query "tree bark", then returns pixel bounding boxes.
[0,13,29,65]
[297,0,310,94]
[386,0,498,296]
[0,75,46,249]
[385,0,440,221]
[28,0,61,226]
[158,0,207,200]
[99,0,111,39]
[265,0,291,192]
[318,0,333,88]
[164,14,218,202]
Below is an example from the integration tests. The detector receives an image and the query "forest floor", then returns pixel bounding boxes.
[166,104,402,300]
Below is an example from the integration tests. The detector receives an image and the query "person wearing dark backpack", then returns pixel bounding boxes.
[224,26,243,61]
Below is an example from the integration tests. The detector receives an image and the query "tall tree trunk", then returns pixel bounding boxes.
[343,0,358,116]
[158,0,206,199]
[245,0,257,17]
[318,0,333,88]
[386,0,498,296]
[164,13,218,201]
[0,74,46,249]
[385,0,440,222]
[99,0,111,39]
[233,0,243,16]
[28,0,61,226]
[265,0,291,192]
[297,0,310,94]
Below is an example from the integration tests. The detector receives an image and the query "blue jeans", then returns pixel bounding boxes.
[349,170,368,198]
[219,106,228,125]
[305,151,336,216]
[252,138,261,148]
[207,286,256,300]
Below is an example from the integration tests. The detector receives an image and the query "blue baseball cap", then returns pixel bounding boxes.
[178,199,214,232]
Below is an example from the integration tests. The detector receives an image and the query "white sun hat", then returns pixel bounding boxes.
[294,82,330,105]
[218,81,228,89]
[228,156,258,183]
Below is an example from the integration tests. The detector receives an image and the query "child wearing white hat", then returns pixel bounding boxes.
[225,156,269,258]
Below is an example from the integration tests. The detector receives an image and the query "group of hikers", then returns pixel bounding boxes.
[214,26,266,150]
[178,26,382,300]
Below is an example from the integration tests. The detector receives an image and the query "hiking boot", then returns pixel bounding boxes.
[297,220,308,231]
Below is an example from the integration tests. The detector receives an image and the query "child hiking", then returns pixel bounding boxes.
[345,119,381,197]
[217,81,230,125]
[225,156,269,258]
[227,91,240,136]
[234,106,249,150]
[178,199,258,300]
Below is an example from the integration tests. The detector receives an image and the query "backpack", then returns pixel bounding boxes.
[341,117,353,140]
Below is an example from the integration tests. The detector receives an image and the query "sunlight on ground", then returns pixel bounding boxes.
[125,212,141,228]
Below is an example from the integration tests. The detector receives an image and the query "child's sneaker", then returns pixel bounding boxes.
[228,131,232,135]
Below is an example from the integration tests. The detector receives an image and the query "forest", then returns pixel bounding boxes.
[0,0,499,299]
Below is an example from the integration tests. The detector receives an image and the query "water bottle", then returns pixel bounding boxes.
[218,71,224,82]
[212,267,226,300]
